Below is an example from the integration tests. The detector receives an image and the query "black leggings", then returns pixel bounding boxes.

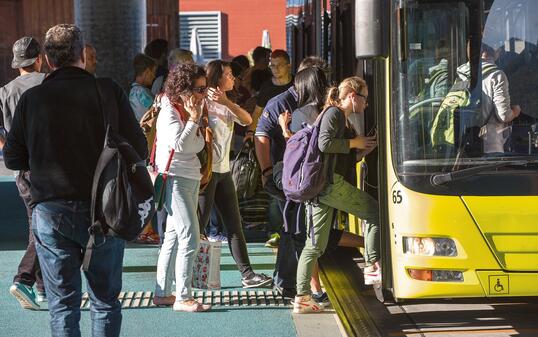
[199,172,253,278]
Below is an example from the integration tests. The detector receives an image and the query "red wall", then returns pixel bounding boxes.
[180,0,287,60]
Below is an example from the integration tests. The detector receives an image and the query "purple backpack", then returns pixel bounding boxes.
[282,112,326,203]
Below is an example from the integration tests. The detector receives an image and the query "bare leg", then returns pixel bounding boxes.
[310,262,322,294]
[338,231,364,248]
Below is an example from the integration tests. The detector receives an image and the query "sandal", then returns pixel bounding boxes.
[135,232,160,244]
[173,300,211,312]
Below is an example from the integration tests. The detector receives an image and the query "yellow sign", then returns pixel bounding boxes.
[489,275,509,295]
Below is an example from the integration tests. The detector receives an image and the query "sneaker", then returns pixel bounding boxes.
[173,300,211,312]
[312,292,330,305]
[207,234,228,243]
[9,282,40,310]
[36,291,48,310]
[264,233,280,248]
[242,273,273,288]
[363,261,382,285]
[293,295,324,314]
[274,285,296,299]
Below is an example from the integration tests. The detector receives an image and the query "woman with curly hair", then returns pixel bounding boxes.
[199,60,272,288]
[153,63,211,312]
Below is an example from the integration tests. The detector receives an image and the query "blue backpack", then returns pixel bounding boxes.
[282,111,327,203]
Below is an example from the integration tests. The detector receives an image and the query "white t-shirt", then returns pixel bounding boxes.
[206,99,248,173]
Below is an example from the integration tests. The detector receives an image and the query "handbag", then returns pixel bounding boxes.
[192,240,222,289]
[148,137,175,211]
[197,104,213,191]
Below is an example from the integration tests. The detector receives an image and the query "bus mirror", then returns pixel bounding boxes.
[355,0,389,58]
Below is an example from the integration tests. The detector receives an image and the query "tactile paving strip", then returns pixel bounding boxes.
[80,290,291,309]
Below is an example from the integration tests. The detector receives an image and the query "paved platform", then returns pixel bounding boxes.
[1,241,344,337]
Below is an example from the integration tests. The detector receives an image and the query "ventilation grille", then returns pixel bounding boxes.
[179,11,222,62]
[81,290,291,309]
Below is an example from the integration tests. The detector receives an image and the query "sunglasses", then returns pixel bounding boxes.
[192,86,207,94]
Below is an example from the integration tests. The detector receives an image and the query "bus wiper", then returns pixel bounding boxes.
[431,159,536,186]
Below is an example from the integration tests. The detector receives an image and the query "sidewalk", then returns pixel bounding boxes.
[1,243,296,337]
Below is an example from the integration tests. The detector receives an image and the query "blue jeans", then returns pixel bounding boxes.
[32,200,125,337]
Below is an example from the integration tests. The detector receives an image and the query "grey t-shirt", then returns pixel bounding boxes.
[0,72,46,131]
[290,103,320,133]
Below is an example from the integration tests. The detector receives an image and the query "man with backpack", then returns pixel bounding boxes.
[3,24,147,337]
[431,43,520,155]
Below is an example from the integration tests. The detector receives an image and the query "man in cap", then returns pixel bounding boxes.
[0,36,46,310]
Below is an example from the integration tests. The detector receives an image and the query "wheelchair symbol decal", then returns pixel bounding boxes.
[489,275,509,295]
[494,279,504,292]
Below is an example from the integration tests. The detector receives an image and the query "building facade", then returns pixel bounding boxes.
[0,0,178,85]
[179,0,287,61]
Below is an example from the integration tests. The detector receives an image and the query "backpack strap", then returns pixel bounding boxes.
[282,200,290,233]
[83,79,120,271]
[308,203,316,245]
[295,203,302,235]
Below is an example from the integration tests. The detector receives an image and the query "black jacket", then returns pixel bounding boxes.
[3,66,147,205]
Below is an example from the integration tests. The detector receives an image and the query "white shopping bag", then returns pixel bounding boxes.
[192,240,222,289]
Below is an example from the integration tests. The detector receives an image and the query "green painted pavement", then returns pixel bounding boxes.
[0,244,297,337]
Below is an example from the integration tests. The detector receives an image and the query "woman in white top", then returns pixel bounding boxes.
[153,63,211,312]
[199,60,272,288]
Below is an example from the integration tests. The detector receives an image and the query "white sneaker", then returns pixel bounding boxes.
[292,295,324,314]
[364,261,382,285]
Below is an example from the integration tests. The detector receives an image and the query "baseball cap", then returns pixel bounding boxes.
[11,37,41,69]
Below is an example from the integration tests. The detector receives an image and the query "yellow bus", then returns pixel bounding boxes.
[288,0,538,300]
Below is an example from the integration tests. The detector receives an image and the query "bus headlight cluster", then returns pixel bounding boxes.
[408,269,464,282]
[403,237,458,256]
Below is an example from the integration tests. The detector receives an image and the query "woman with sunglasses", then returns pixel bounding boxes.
[293,76,379,314]
[198,60,273,288]
[153,63,211,312]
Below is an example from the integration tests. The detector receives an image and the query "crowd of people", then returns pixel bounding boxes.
[0,23,380,336]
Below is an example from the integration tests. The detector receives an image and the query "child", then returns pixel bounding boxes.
[129,53,157,121]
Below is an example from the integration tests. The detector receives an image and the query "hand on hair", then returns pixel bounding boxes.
[207,86,229,106]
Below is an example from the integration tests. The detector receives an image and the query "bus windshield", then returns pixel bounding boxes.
[393,0,538,184]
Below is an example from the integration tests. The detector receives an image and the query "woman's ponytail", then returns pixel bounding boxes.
[324,86,340,109]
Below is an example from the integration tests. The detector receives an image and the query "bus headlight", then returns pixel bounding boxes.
[403,237,458,256]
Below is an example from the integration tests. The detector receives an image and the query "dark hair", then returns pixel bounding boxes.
[164,63,206,104]
[298,56,328,73]
[232,55,250,70]
[144,39,168,60]
[295,67,328,110]
[206,60,231,88]
[481,43,496,58]
[230,61,245,78]
[270,49,290,64]
[133,53,157,77]
[44,24,84,68]
[251,69,272,92]
[252,46,271,63]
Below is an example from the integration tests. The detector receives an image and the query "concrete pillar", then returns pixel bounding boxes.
[74,0,146,90]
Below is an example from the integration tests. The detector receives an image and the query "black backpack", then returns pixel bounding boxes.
[82,79,155,270]
[231,139,261,199]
